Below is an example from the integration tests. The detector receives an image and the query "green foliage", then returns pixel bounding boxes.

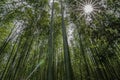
[0,0,120,80]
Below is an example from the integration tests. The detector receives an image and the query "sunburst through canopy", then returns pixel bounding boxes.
[69,0,100,21]
[83,4,93,15]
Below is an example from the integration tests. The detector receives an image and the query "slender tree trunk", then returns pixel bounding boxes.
[48,0,54,80]
[60,0,74,80]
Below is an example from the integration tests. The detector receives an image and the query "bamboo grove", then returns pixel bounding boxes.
[0,0,120,80]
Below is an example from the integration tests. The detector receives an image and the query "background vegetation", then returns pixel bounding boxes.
[0,0,120,80]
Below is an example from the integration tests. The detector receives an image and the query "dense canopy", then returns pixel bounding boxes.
[0,0,120,80]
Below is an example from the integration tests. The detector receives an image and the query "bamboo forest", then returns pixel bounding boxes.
[0,0,120,80]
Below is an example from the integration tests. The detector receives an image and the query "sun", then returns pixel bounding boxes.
[83,4,93,14]
[69,0,100,21]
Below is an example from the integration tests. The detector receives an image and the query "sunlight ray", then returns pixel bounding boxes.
[91,0,98,5]
[78,1,85,7]
[89,0,93,4]
[85,0,89,4]
[91,12,97,20]
[92,2,100,7]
